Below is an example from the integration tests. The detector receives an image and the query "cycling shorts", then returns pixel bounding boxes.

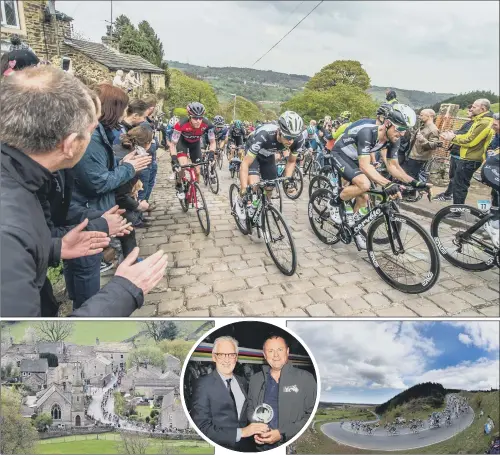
[248,153,277,180]
[231,136,244,147]
[331,150,364,182]
[176,136,202,163]
[481,153,500,193]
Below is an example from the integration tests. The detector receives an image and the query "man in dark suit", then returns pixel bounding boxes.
[190,336,269,451]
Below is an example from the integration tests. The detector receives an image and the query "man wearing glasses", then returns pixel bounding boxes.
[190,336,269,451]
[247,335,317,451]
[329,104,430,249]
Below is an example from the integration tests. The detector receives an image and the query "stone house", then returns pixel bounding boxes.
[36,341,65,361]
[20,358,48,384]
[94,340,133,372]
[160,390,189,430]
[82,355,112,385]
[47,361,84,388]
[1,1,165,96]
[23,372,46,392]
[164,353,181,374]
[30,381,87,427]
[1,343,37,370]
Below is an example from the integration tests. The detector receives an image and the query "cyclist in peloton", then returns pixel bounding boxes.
[234,111,305,221]
[228,119,246,163]
[302,125,325,166]
[330,104,430,248]
[207,115,228,159]
[170,102,215,197]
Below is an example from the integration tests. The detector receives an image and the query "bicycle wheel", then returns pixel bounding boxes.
[309,160,321,179]
[208,166,219,194]
[268,183,283,213]
[303,153,312,174]
[178,181,189,213]
[431,205,496,271]
[201,164,209,187]
[308,175,332,198]
[229,183,249,235]
[217,151,223,170]
[193,182,210,235]
[308,188,341,245]
[284,167,304,200]
[262,204,297,275]
[367,212,440,293]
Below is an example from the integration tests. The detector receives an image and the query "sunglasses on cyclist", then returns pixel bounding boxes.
[281,133,297,141]
[191,116,203,120]
[389,123,408,132]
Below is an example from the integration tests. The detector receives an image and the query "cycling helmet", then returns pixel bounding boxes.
[168,116,179,127]
[386,90,397,102]
[376,103,393,118]
[187,102,206,117]
[234,120,242,128]
[386,105,409,128]
[213,115,225,126]
[340,111,352,120]
[307,126,315,135]
[324,115,332,123]
[392,104,417,128]
[278,111,304,137]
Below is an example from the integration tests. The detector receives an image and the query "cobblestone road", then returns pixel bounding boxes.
[105,151,499,318]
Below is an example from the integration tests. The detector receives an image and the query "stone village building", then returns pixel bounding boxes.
[1,0,165,96]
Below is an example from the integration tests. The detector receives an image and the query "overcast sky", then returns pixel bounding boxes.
[288,321,499,404]
[57,1,499,94]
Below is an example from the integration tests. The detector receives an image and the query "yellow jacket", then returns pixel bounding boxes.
[451,111,494,161]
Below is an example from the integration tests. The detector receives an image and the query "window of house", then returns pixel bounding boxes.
[121,355,123,358]
[0,0,20,28]
[51,403,61,420]
[77,396,79,402]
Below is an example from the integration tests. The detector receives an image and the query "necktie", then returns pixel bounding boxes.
[226,378,237,413]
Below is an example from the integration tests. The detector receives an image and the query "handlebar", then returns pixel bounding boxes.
[178,161,208,169]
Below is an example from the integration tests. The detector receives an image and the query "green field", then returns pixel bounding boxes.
[36,434,214,454]
[378,397,445,426]
[136,405,156,419]
[2,321,143,345]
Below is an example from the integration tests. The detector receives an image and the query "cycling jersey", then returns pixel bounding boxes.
[301,130,322,151]
[332,122,351,141]
[229,125,246,138]
[333,119,400,161]
[203,126,227,145]
[172,117,215,144]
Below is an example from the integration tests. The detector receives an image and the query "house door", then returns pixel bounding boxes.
[75,415,81,426]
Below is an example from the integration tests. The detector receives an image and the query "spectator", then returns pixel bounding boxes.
[1,48,39,76]
[486,113,499,207]
[114,98,149,143]
[138,95,159,208]
[65,83,151,309]
[0,66,167,317]
[434,107,474,201]
[403,109,441,180]
[114,125,154,258]
[441,99,494,206]
[386,88,398,105]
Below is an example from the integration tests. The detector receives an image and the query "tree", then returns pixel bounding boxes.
[127,346,165,369]
[39,353,58,368]
[306,60,371,91]
[112,14,133,42]
[220,95,263,122]
[158,339,193,364]
[138,21,164,67]
[118,26,156,64]
[23,327,38,345]
[36,321,74,342]
[116,431,151,455]
[33,413,52,432]
[150,409,159,418]
[163,69,219,117]
[0,388,39,454]
[282,86,378,123]
[143,322,178,343]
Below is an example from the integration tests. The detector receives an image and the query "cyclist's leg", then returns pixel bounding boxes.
[259,154,278,200]
[175,138,190,193]
[332,151,371,202]
[188,141,203,182]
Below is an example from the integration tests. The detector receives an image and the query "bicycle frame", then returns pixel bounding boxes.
[179,162,207,208]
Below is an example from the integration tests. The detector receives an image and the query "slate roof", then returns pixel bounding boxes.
[20,358,48,373]
[37,341,64,355]
[94,341,133,353]
[63,38,164,74]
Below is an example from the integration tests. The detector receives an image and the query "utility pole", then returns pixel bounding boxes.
[230,93,237,121]
[110,0,113,39]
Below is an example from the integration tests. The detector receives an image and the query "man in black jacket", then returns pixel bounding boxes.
[247,336,317,451]
[190,337,269,451]
[0,66,168,317]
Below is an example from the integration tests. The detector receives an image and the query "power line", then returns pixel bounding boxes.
[251,0,324,68]
[281,1,305,26]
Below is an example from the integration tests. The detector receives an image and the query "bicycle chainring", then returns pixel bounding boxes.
[339,225,352,244]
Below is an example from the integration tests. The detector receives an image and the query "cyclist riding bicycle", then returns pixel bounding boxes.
[170,102,215,197]
[234,111,305,221]
[228,119,247,168]
[302,125,325,166]
[329,104,430,248]
[207,115,228,157]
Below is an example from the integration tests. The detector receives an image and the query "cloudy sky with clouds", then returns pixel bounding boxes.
[57,1,499,94]
[287,321,499,404]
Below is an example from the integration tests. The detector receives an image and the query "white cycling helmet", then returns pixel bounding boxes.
[392,104,417,128]
[168,116,179,127]
[278,111,304,138]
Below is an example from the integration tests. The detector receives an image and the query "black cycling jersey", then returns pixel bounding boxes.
[229,125,246,139]
[333,119,400,161]
[246,124,305,157]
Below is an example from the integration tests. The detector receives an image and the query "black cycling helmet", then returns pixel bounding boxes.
[187,102,206,118]
[376,103,393,118]
[385,106,409,128]
[213,115,225,126]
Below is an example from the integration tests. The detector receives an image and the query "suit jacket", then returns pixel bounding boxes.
[190,370,249,450]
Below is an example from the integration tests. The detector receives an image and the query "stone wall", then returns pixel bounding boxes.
[1,1,71,61]
[51,51,112,88]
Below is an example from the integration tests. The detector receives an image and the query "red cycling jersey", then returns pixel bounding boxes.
[172,117,215,144]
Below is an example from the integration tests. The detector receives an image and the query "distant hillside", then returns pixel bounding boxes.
[368,86,455,109]
[167,61,456,109]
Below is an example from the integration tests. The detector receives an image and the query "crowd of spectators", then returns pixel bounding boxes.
[1,48,167,317]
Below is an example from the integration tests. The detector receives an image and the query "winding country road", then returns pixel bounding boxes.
[321,396,475,451]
